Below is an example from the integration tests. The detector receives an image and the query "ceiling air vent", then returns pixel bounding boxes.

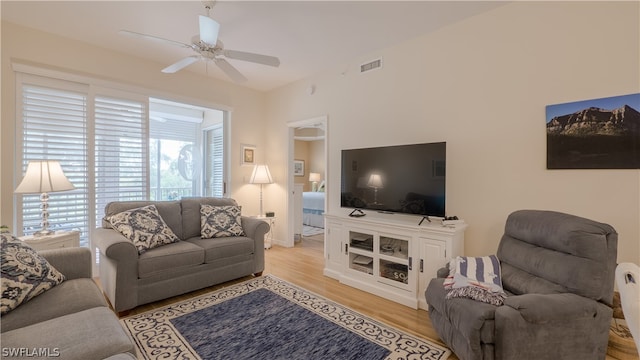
[360,58,382,73]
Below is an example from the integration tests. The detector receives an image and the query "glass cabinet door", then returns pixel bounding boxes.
[378,235,411,285]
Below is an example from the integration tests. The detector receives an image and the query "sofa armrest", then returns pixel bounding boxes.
[93,227,140,312]
[40,247,92,280]
[93,228,138,261]
[241,216,270,244]
[241,217,270,274]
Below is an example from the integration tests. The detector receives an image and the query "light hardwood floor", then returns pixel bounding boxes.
[121,236,625,360]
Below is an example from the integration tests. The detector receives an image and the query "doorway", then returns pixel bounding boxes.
[286,116,328,248]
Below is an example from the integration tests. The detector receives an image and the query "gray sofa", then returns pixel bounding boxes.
[426,210,618,360]
[1,247,136,360]
[94,197,269,313]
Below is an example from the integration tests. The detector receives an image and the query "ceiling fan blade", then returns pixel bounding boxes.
[223,50,281,67]
[118,30,191,48]
[215,59,248,83]
[162,56,200,73]
[199,15,220,46]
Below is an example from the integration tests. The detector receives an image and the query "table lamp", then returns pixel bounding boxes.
[15,160,75,237]
[309,172,321,191]
[249,164,273,216]
[368,173,383,205]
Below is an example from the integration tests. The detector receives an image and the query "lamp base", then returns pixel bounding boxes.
[33,229,55,237]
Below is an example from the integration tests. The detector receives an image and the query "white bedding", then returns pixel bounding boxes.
[303,192,325,228]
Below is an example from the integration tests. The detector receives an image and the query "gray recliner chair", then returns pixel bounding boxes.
[426,210,618,360]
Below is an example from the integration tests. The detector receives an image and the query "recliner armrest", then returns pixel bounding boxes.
[437,263,450,278]
[503,293,601,322]
[496,292,613,359]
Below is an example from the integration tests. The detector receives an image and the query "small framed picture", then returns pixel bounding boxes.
[293,160,305,177]
[241,144,256,166]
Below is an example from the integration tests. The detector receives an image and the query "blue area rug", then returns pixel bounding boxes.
[121,275,451,360]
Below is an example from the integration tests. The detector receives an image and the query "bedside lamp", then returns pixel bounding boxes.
[309,172,321,192]
[249,164,273,216]
[367,173,383,205]
[15,160,75,237]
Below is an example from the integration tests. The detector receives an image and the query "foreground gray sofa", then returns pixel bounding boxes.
[426,210,618,360]
[94,197,269,313]
[1,247,136,360]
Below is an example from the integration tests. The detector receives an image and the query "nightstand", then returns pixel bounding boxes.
[251,216,275,249]
[20,230,80,251]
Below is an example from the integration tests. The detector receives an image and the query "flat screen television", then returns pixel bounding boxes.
[340,142,446,217]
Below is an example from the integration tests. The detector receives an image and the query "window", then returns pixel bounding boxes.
[18,79,90,241]
[94,93,148,226]
[149,100,202,200]
[15,72,227,248]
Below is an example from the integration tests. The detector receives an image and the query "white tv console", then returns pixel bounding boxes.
[324,212,466,310]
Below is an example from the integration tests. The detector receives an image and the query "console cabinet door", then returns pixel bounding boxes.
[323,220,344,280]
[417,238,446,310]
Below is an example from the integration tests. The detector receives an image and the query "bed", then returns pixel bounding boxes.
[302,191,325,228]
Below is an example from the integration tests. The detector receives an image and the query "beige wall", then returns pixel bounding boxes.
[1,21,269,228]
[265,2,640,263]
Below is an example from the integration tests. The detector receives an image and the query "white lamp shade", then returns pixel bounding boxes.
[249,165,273,184]
[367,174,383,188]
[15,160,75,194]
[199,15,220,46]
[309,172,321,182]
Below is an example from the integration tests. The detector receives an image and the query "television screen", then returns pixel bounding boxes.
[340,142,446,217]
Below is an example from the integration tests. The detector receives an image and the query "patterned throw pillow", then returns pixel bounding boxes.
[106,204,180,254]
[1,234,66,314]
[200,205,245,238]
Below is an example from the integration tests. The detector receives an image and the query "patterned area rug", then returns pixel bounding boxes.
[121,275,451,360]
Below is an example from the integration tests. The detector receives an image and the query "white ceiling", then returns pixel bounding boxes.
[2,1,504,92]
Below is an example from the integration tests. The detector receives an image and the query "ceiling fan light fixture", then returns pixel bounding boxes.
[199,15,219,46]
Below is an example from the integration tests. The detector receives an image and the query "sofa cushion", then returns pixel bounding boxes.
[1,307,135,360]
[1,278,107,333]
[1,234,66,315]
[138,241,205,279]
[200,204,245,238]
[103,200,183,239]
[186,236,255,263]
[181,197,239,239]
[107,204,180,254]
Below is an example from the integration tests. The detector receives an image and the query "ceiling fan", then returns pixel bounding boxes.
[119,1,280,83]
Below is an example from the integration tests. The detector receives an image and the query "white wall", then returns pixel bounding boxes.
[265,2,640,263]
[1,21,268,227]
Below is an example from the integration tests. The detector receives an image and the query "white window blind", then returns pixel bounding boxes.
[150,118,199,142]
[205,124,224,197]
[94,95,148,226]
[19,83,89,241]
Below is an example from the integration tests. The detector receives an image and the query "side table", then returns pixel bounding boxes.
[20,230,80,251]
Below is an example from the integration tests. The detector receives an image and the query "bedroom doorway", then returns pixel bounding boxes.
[286,116,328,249]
